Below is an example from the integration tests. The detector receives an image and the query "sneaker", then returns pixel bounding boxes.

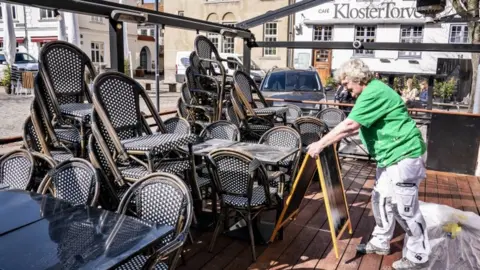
[356,242,390,255]
[392,257,428,270]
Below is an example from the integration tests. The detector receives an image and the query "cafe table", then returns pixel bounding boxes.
[0,190,174,270]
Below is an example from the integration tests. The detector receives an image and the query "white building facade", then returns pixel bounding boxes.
[293,0,471,84]
[0,1,157,72]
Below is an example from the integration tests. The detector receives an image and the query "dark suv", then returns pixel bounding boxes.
[258,67,326,115]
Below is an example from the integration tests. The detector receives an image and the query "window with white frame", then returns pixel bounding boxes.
[91,16,103,23]
[0,5,18,20]
[40,9,56,20]
[264,22,278,56]
[449,25,469,44]
[354,25,376,56]
[150,29,154,37]
[140,29,148,35]
[91,42,104,63]
[399,25,423,58]
[222,23,235,53]
[313,26,333,41]
[207,32,220,50]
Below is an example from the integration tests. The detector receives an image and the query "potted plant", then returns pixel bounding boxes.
[135,66,145,77]
[2,65,11,94]
[433,78,456,103]
[324,76,337,92]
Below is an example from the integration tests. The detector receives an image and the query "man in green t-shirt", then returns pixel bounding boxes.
[307,59,430,270]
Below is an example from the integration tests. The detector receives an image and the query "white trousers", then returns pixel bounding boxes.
[369,157,431,263]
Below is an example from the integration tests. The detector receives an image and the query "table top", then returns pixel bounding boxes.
[59,103,93,123]
[0,190,174,270]
[0,190,73,236]
[185,139,298,165]
[121,133,197,156]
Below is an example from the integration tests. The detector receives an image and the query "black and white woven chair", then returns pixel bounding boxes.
[230,91,274,141]
[114,173,194,270]
[316,107,346,130]
[38,41,96,120]
[258,126,302,190]
[33,74,82,155]
[164,117,192,135]
[0,149,35,190]
[284,104,303,124]
[205,149,282,262]
[199,120,241,141]
[293,116,328,153]
[184,64,218,116]
[233,70,288,123]
[23,100,75,164]
[37,158,101,207]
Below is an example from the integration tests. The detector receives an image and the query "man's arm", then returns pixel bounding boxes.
[307,118,361,157]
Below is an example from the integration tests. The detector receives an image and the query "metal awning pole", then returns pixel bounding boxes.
[155,0,160,111]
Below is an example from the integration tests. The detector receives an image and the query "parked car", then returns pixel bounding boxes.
[258,67,327,115]
[175,51,265,85]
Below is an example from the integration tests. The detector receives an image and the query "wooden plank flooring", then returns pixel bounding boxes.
[179,160,480,270]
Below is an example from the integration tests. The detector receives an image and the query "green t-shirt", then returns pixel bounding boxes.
[347,79,426,167]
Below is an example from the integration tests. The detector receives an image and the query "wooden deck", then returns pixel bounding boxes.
[178,159,480,270]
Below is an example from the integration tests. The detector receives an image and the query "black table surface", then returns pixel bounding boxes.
[0,190,174,270]
[0,190,73,236]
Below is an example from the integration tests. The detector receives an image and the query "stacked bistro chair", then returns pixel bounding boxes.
[185,51,219,109]
[232,70,288,124]
[0,149,35,191]
[33,73,82,156]
[199,120,241,141]
[194,35,243,121]
[205,148,283,262]
[181,74,214,131]
[229,89,275,141]
[114,173,194,270]
[316,107,346,130]
[258,126,302,191]
[293,116,329,154]
[23,104,74,164]
[38,41,97,157]
[283,104,303,125]
[37,158,101,207]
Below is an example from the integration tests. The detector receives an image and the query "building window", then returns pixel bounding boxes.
[264,22,277,56]
[399,25,423,58]
[91,42,104,63]
[0,5,18,20]
[222,23,235,53]
[449,25,469,44]
[0,42,3,51]
[40,9,56,20]
[354,26,376,56]
[178,11,184,16]
[91,16,103,23]
[140,29,148,36]
[207,32,220,51]
[313,26,333,41]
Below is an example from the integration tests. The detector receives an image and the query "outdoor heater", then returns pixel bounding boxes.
[416,0,447,22]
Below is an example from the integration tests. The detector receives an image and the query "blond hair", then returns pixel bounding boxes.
[334,59,373,85]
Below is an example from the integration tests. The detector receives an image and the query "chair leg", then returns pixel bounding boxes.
[170,247,184,269]
[209,207,225,252]
[246,212,257,262]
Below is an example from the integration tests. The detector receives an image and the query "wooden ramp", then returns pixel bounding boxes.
[178,159,480,270]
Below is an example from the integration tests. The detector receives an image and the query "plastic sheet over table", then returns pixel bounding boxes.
[414,202,480,269]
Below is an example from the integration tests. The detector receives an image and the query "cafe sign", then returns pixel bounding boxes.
[318,2,423,20]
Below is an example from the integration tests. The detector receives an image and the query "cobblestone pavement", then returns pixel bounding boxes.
[0,89,180,138]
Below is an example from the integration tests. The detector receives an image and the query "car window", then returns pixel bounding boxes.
[180,57,190,67]
[0,55,5,62]
[15,53,37,64]
[261,71,320,91]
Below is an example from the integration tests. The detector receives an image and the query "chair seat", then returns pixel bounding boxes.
[115,254,168,270]
[197,176,211,189]
[223,186,277,208]
[55,128,81,143]
[119,160,191,180]
[248,124,272,131]
[121,133,197,156]
[51,150,74,163]
[253,107,288,116]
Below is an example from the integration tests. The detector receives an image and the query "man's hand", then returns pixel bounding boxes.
[306,141,324,158]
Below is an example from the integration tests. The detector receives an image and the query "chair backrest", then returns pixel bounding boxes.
[293,116,328,147]
[200,120,240,141]
[0,149,34,190]
[224,103,241,127]
[33,73,59,124]
[316,108,346,129]
[38,158,100,207]
[194,35,222,66]
[206,149,273,207]
[189,50,208,74]
[38,41,96,115]
[233,70,268,108]
[164,117,192,134]
[92,72,167,159]
[117,173,193,243]
[23,101,56,157]
[285,104,303,119]
[181,74,194,104]
[176,97,189,119]
[22,115,44,154]
[259,126,302,151]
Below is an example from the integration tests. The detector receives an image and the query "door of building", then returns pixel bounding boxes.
[312,49,332,86]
